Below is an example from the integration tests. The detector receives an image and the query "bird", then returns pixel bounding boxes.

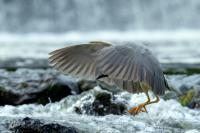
[48,41,169,115]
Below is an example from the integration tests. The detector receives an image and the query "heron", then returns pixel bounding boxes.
[49,41,169,115]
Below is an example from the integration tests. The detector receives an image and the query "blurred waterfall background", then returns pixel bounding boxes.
[0,0,200,64]
[0,0,200,32]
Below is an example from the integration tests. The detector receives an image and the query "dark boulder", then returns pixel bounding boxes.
[9,117,79,133]
[0,69,78,105]
[75,91,127,116]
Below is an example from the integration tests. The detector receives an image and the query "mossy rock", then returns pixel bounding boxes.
[179,89,196,107]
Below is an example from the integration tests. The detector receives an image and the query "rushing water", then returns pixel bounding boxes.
[0,31,200,63]
[0,85,200,133]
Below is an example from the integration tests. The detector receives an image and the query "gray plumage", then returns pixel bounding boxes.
[49,41,168,95]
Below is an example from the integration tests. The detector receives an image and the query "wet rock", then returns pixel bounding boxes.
[91,92,126,115]
[0,86,19,105]
[75,91,127,116]
[77,79,97,93]
[179,85,191,94]
[167,74,200,109]
[0,69,78,105]
[177,86,200,109]
[189,98,200,109]
[179,87,200,109]
[162,63,200,75]
[162,91,179,100]
[179,89,196,107]
[9,117,79,133]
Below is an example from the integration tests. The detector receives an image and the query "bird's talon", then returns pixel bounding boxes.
[141,106,148,113]
[128,104,147,115]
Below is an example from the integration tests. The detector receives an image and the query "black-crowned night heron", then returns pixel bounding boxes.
[49,41,169,115]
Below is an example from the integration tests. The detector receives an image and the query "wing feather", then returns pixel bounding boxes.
[97,44,166,95]
[49,41,111,79]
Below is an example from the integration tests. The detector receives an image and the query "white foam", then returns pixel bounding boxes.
[0,30,200,43]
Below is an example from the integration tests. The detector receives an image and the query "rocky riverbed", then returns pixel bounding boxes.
[0,38,200,133]
[0,68,199,133]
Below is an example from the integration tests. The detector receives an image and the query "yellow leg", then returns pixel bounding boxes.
[128,92,160,115]
[147,95,160,104]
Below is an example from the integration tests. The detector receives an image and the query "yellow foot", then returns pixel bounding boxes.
[128,103,148,115]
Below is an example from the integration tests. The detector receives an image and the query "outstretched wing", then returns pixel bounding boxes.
[49,41,111,79]
[97,44,166,95]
